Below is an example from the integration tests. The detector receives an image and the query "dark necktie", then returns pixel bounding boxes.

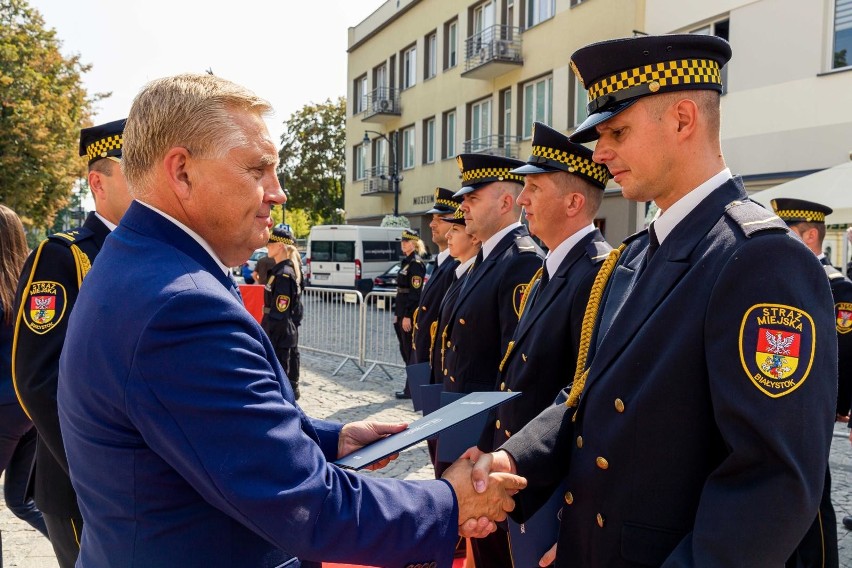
[646,222,660,262]
[472,249,484,271]
[231,276,244,304]
[539,263,550,291]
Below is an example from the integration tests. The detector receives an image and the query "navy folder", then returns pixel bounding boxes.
[405,362,432,411]
[334,391,521,470]
[436,391,490,463]
[507,482,567,568]
[420,383,444,416]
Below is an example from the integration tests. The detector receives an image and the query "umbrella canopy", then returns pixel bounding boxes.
[749,161,852,225]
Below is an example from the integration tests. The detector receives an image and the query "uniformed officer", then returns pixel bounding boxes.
[393,228,427,398]
[410,188,462,366]
[444,154,543,568]
[471,34,837,566]
[261,226,304,399]
[13,118,131,568]
[470,125,612,565]
[772,198,848,568]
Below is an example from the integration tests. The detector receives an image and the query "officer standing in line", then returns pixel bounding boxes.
[12,119,131,568]
[409,188,461,366]
[261,226,304,399]
[444,154,543,568]
[471,34,837,566]
[771,198,849,568]
[469,125,612,555]
[393,228,427,391]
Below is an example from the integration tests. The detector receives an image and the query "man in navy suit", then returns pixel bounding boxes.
[56,73,524,568]
[471,34,836,566]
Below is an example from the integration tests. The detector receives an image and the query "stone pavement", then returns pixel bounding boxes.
[2,353,852,566]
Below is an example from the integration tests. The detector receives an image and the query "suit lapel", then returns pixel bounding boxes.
[450,227,521,319]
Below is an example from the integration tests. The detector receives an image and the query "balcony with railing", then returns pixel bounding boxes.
[462,25,523,79]
[361,88,401,123]
[462,134,520,158]
[361,166,396,196]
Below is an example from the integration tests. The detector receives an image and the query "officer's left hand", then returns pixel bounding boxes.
[338,420,408,471]
[539,542,557,566]
[402,317,412,332]
[837,413,849,423]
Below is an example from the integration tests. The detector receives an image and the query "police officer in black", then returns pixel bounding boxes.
[261,226,304,399]
[13,119,131,568]
[394,229,427,398]
[773,198,849,568]
[410,188,461,366]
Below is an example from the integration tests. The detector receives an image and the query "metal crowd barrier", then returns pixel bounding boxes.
[299,287,405,381]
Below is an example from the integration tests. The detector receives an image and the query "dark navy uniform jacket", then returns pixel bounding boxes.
[432,268,468,386]
[442,225,542,393]
[12,212,110,518]
[411,254,458,365]
[479,229,610,458]
[57,202,457,568]
[502,179,837,566]
[395,252,426,318]
[261,259,303,348]
[824,261,852,417]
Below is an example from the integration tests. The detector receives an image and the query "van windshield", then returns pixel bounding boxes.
[311,241,355,262]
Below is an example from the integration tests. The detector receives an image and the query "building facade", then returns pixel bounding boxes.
[345,0,852,253]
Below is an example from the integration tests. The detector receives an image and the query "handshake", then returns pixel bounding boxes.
[442,449,525,538]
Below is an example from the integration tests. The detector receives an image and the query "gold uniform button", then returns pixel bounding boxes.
[495,419,501,429]
[564,491,574,505]
[615,398,625,413]
[521,353,527,362]
[596,513,605,527]
[576,436,583,448]
[500,382,506,391]
[596,457,609,470]
[447,341,452,347]
[450,376,456,382]
[504,429,511,438]
[459,318,466,325]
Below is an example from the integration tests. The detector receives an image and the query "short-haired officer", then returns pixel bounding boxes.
[13,119,131,568]
[472,34,837,566]
[773,197,848,568]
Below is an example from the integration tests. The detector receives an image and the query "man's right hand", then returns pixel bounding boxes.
[442,457,526,537]
[470,450,517,492]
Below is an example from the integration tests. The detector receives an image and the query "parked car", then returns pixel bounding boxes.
[306,225,404,292]
[234,247,268,284]
[372,260,435,293]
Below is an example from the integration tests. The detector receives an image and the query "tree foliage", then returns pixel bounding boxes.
[0,0,96,229]
[277,97,345,225]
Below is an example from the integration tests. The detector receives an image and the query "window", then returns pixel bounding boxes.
[500,89,512,139]
[569,75,588,128]
[834,0,852,69]
[445,19,458,69]
[402,45,417,89]
[353,144,367,181]
[353,75,367,114]
[570,0,587,6]
[372,137,387,170]
[309,241,354,263]
[373,63,388,90]
[689,19,729,92]
[402,126,416,170]
[470,98,492,151]
[522,76,552,139]
[424,118,436,164]
[443,110,456,158]
[527,0,554,27]
[425,32,437,79]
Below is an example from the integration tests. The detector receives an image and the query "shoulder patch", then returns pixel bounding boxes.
[739,303,815,398]
[47,227,95,247]
[824,264,845,280]
[586,240,613,263]
[21,281,68,334]
[725,200,787,238]
[837,303,852,334]
[514,234,543,255]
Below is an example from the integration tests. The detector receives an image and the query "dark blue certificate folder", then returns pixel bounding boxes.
[405,362,432,411]
[436,392,489,462]
[507,482,567,568]
[420,384,444,416]
[334,391,521,470]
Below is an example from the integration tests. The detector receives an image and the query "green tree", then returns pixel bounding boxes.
[0,0,97,229]
[277,97,345,224]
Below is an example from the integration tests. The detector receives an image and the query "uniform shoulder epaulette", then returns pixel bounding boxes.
[47,227,95,247]
[585,240,613,263]
[824,264,846,280]
[622,229,647,246]
[724,200,787,238]
[514,234,541,255]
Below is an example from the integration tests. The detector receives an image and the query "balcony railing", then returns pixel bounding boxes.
[462,25,523,79]
[361,88,401,123]
[361,166,396,196]
[462,135,520,158]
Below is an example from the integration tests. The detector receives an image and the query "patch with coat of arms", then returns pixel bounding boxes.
[512,283,529,318]
[22,281,67,335]
[836,302,852,334]
[411,275,422,289]
[276,295,290,312]
[739,303,815,398]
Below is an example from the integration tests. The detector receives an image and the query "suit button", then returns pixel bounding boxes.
[443,369,448,376]
[522,353,527,362]
[500,382,506,391]
[564,491,574,505]
[614,398,625,413]
[596,457,609,470]
[460,318,466,325]
[596,513,605,527]
[495,419,501,429]
[450,376,456,382]
[576,435,583,448]
[447,341,452,347]
[422,306,427,311]
[505,429,511,438]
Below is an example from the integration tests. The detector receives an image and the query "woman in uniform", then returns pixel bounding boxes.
[393,229,426,372]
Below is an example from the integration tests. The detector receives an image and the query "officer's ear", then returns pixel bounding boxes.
[673,98,699,139]
[162,147,193,199]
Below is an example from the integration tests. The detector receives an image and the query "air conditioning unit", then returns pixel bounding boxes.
[496,40,510,56]
[376,99,392,112]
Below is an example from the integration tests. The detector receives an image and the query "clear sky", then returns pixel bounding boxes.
[28,0,385,144]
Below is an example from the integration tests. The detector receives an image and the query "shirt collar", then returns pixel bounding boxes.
[94,212,118,232]
[545,224,596,278]
[455,255,477,278]
[137,201,231,275]
[437,248,451,266]
[652,168,732,245]
[482,222,522,261]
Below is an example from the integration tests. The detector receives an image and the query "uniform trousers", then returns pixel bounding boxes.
[43,513,83,568]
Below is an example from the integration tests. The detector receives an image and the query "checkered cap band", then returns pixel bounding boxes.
[402,229,420,241]
[452,207,464,220]
[531,145,611,187]
[588,58,721,106]
[435,198,459,209]
[775,209,826,223]
[85,134,123,162]
[269,234,296,245]
[461,167,524,185]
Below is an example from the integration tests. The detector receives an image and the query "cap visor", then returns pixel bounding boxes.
[510,163,557,175]
[425,206,455,214]
[568,99,638,143]
[453,184,481,198]
[441,217,466,225]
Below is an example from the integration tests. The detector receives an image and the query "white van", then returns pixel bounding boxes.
[306,225,405,291]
